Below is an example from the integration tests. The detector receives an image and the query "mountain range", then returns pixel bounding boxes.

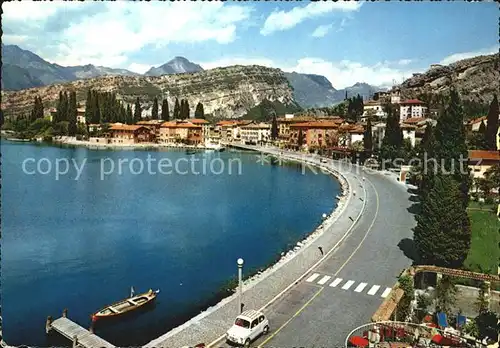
[0,44,380,108]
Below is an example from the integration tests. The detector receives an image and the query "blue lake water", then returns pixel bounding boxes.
[1,141,340,346]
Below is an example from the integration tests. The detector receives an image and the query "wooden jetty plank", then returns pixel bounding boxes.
[50,317,115,348]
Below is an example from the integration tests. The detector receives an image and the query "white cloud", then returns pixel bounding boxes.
[397,59,413,66]
[311,24,333,38]
[127,63,156,75]
[3,2,253,67]
[260,2,362,36]
[439,45,499,65]
[2,1,85,20]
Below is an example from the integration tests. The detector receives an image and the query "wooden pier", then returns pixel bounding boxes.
[46,310,115,348]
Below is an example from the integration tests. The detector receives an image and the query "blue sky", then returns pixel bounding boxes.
[2,1,498,89]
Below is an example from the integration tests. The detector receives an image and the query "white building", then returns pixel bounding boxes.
[399,99,427,122]
[361,100,387,121]
[240,123,271,145]
[371,122,386,150]
[401,124,417,147]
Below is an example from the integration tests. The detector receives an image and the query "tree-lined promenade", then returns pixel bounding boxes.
[1,89,206,140]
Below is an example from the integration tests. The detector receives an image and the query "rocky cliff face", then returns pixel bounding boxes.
[396,53,499,103]
[2,65,295,119]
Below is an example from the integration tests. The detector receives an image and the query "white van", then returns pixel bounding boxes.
[226,310,269,347]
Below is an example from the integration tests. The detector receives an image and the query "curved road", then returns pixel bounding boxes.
[222,147,416,347]
[146,146,416,348]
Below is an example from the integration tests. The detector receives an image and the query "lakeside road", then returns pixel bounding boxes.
[145,146,416,348]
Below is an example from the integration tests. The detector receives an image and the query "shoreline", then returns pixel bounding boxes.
[2,139,351,347]
[145,148,353,347]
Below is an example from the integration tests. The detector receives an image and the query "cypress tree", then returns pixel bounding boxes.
[92,91,101,124]
[271,114,278,140]
[173,98,180,119]
[161,99,170,121]
[68,91,77,136]
[85,89,93,124]
[297,129,304,148]
[413,174,471,268]
[152,97,159,120]
[55,91,63,123]
[37,97,44,120]
[379,103,403,167]
[183,99,190,119]
[61,91,69,122]
[419,125,438,200]
[194,102,205,119]
[363,118,373,153]
[126,104,133,125]
[133,97,142,123]
[485,94,499,150]
[434,89,470,207]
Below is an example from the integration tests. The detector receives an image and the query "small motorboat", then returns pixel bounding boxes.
[91,287,160,322]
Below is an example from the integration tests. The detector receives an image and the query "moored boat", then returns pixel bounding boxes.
[91,287,160,322]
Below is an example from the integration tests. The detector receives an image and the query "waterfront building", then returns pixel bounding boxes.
[288,120,340,151]
[159,120,203,145]
[240,122,271,145]
[189,118,211,142]
[216,120,252,142]
[108,124,154,144]
[137,120,163,141]
[277,116,316,142]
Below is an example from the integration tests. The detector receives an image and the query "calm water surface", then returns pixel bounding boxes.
[1,141,340,346]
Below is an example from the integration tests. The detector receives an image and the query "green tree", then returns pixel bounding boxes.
[395,274,414,321]
[297,129,304,148]
[194,102,205,119]
[161,99,170,121]
[173,98,180,119]
[68,91,77,136]
[469,120,488,149]
[30,96,44,122]
[434,89,470,207]
[475,282,489,313]
[180,99,190,119]
[485,94,499,150]
[133,97,142,123]
[418,125,437,200]
[435,275,457,316]
[379,103,403,168]
[152,97,159,120]
[84,89,93,124]
[90,90,101,124]
[474,310,499,342]
[413,174,471,268]
[363,118,373,153]
[271,114,278,140]
[126,104,133,125]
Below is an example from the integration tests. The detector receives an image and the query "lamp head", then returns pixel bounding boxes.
[237,258,244,266]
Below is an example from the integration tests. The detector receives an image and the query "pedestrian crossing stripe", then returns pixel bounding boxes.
[354,282,367,293]
[367,285,380,295]
[304,273,391,298]
[341,280,355,290]
[381,287,392,298]
[329,278,343,287]
[317,275,331,285]
[306,273,320,282]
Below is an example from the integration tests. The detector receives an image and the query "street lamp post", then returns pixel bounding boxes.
[237,258,244,314]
